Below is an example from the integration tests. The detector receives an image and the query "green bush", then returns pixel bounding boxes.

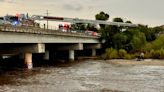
[104,48,118,59]
[144,49,164,59]
[118,49,127,59]
[144,35,164,51]
[150,49,155,58]
[159,49,164,59]
[153,50,161,59]
[124,54,135,59]
[102,48,135,59]
[144,51,152,59]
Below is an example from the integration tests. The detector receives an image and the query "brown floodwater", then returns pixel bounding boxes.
[0,60,164,92]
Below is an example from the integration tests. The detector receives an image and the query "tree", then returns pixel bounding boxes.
[128,29,147,52]
[147,34,164,50]
[86,24,98,32]
[113,33,128,50]
[125,21,132,23]
[95,11,109,21]
[112,17,124,32]
[95,11,109,29]
[152,27,164,36]
[71,23,87,31]
[96,15,125,50]
[99,25,120,49]
[137,24,157,42]
[113,17,124,22]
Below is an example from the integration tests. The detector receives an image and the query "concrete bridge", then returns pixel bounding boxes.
[0,25,101,69]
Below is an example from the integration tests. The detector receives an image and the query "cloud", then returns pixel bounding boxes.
[0,0,16,3]
[0,0,4,2]
[63,3,83,11]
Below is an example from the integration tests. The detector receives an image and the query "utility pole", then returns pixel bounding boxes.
[45,10,49,29]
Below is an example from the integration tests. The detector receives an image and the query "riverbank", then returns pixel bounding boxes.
[106,59,164,66]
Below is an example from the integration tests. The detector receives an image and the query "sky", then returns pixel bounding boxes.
[0,0,163,27]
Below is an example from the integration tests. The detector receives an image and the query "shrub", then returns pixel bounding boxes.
[153,50,161,59]
[144,35,164,51]
[150,49,155,57]
[102,48,135,59]
[104,48,118,59]
[124,54,135,59]
[145,49,164,59]
[144,51,152,59]
[158,49,164,59]
[118,49,127,59]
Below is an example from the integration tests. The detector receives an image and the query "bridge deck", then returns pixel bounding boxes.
[0,25,98,38]
[0,25,99,43]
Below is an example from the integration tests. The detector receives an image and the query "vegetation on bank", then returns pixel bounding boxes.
[71,11,164,59]
[95,11,164,59]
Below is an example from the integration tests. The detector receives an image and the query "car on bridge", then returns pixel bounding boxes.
[85,30,100,36]
[58,24,71,32]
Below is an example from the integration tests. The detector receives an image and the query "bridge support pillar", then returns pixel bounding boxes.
[25,53,33,69]
[69,50,74,61]
[92,49,96,57]
[44,50,49,60]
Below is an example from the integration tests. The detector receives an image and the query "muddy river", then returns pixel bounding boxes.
[0,60,164,92]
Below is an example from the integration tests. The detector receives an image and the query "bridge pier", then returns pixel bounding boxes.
[92,49,96,57]
[24,53,33,69]
[69,50,74,61]
[44,50,49,60]
[84,44,101,57]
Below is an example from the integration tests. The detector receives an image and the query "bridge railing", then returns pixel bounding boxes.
[0,25,99,38]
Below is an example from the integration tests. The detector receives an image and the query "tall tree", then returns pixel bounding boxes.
[95,11,109,21]
[125,21,132,23]
[95,11,109,29]
[113,33,128,50]
[113,17,123,22]
[86,24,98,32]
[99,25,120,48]
[137,24,157,42]
[128,29,147,52]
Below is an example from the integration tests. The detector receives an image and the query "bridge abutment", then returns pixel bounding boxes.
[92,49,96,57]
[69,50,75,61]
[44,50,50,60]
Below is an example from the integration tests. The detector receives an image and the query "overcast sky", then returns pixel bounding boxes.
[0,0,163,27]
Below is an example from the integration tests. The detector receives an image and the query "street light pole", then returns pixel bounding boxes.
[46,10,49,29]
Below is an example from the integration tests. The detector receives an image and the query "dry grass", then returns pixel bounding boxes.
[106,59,164,66]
